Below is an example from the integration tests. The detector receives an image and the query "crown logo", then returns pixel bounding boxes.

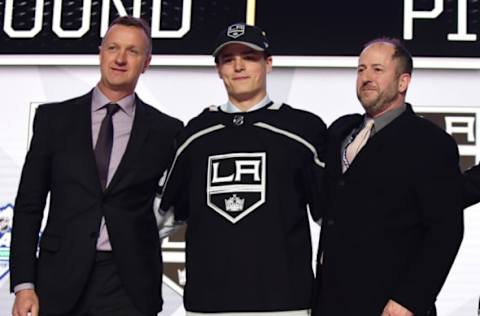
[225,194,245,212]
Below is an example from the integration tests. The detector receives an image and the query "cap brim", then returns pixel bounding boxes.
[212,41,265,57]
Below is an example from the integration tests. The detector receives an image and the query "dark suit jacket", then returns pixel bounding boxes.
[314,104,464,316]
[464,165,480,207]
[9,91,183,315]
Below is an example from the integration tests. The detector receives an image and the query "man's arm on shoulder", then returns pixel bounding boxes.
[153,188,185,239]
[154,122,188,238]
[306,115,327,223]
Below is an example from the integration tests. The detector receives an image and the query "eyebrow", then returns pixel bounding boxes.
[220,48,259,58]
[358,63,384,68]
[219,52,233,59]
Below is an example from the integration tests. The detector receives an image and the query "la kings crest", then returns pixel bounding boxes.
[207,153,266,223]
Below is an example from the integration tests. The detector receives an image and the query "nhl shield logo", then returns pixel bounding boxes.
[227,24,245,39]
[207,153,266,223]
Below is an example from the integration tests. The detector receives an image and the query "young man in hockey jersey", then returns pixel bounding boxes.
[159,23,326,315]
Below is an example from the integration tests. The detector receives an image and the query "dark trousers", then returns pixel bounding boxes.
[42,251,154,316]
[313,267,438,316]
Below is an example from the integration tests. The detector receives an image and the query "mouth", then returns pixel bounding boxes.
[111,67,127,73]
[233,76,249,81]
[361,83,376,90]
[361,87,377,94]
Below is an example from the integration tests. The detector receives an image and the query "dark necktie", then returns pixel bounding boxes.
[95,103,120,190]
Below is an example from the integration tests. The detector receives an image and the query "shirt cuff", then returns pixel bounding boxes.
[14,283,35,293]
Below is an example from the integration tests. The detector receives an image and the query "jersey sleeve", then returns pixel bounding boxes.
[159,131,191,222]
[304,118,327,222]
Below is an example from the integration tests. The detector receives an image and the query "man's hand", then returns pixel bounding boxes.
[381,299,414,316]
[12,289,39,316]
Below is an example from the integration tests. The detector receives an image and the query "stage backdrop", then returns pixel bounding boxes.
[1,1,480,316]
[0,64,479,316]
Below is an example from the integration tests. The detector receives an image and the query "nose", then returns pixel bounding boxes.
[358,70,372,85]
[233,57,245,72]
[115,50,127,65]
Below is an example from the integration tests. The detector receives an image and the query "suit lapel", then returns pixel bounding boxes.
[72,91,104,194]
[106,97,151,192]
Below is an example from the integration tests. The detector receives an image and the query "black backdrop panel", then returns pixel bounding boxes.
[0,0,479,57]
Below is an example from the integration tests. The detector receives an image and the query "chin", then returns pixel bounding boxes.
[360,98,374,108]
[231,90,254,98]
[361,101,377,112]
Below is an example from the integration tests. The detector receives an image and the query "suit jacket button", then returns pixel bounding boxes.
[327,219,335,226]
[90,232,99,238]
[338,180,345,186]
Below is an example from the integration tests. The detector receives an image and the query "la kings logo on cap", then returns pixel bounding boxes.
[227,24,245,39]
[207,153,266,223]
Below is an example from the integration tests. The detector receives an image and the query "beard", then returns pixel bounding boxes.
[357,83,399,117]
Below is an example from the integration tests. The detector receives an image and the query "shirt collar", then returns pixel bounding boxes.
[220,95,272,113]
[368,103,407,134]
[92,86,136,116]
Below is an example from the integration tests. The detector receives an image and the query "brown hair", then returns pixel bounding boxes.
[364,37,413,75]
[103,15,152,54]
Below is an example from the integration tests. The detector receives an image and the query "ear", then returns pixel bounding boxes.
[266,56,273,73]
[142,54,152,73]
[98,45,102,63]
[398,73,411,94]
[215,64,223,79]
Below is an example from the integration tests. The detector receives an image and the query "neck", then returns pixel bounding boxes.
[97,83,134,102]
[229,91,267,112]
[368,98,405,118]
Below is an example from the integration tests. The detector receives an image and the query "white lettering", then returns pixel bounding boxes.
[234,160,261,182]
[151,0,192,38]
[447,0,477,41]
[211,162,234,183]
[445,116,475,142]
[404,0,443,40]
[101,0,142,37]
[2,0,195,40]
[53,0,92,38]
[4,0,44,38]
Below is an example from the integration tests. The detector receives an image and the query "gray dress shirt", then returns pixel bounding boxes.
[92,87,135,250]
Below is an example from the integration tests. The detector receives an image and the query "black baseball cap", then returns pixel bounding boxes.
[212,23,271,57]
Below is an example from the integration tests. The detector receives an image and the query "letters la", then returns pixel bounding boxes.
[207,153,266,223]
